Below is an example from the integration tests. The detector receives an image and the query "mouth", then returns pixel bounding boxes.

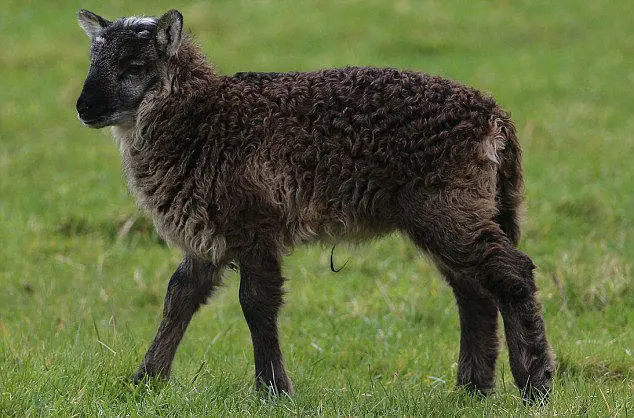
[77,111,134,129]
[78,113,111,128]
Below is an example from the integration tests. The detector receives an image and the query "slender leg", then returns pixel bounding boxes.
[402,194,554,401]
[446,278,500,394]
[458,238,555,402]
[133,256,223,383]
[497,287,555,402]
[238,240,293,394]
[442,238,554,401]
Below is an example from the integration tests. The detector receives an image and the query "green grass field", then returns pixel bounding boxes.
[1,0,632,415]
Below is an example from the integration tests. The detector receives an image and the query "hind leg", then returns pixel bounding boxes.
[496,279,555,402]
[441,269,499,394]
[403,195,554,401]
[482,245,554,402]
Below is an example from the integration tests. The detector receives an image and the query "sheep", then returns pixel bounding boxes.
[76,9,555,401]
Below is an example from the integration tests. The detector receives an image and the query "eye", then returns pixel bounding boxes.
[123,62,145,76]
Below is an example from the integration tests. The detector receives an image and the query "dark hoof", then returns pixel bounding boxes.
[520,381,552,405]
[131,371,148,385]
[521,388,550,405]
[520,357,555,405]
[458,383,495,397]
[131,365,169,386]
[256,375,294,396]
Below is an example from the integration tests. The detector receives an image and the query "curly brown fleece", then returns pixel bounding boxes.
[117,39,518,257]
[103,27,553,400]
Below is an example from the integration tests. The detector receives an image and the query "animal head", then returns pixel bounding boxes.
[76,9,183,128]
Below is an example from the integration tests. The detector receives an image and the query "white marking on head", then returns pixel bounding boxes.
[95,36,105,43]
[123,16,157,27]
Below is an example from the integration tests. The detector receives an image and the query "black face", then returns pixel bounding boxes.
[76,16,161,128]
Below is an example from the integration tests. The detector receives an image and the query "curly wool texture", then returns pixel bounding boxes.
[115,38,523,261]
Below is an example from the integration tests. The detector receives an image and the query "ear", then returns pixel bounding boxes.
[77,9,111,38]
[156,10,183,57]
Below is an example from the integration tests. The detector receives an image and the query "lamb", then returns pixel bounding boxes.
[76,9,555,401]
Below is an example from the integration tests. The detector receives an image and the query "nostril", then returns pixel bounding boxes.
[76,96,88,112]
[76,95,96,116]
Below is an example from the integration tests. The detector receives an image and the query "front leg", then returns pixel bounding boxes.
[238,240,293,394]
[133,256,224,383]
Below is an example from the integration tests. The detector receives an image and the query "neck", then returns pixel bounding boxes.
[113,37,216,147]
[111,120,136,145]
[159,35,216,94]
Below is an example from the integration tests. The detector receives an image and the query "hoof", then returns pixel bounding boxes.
[520,382,552,405]
[256,375,294,396]
[520,356,555,405]
[131,370,148,385]
[457,383,495,397]
[131,364,169,385]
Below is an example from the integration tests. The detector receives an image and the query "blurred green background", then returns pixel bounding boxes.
[0,0,632,415]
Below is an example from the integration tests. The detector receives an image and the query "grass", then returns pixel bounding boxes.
[1,0,632,415]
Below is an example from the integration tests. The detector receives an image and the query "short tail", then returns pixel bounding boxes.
[489,110,524,246]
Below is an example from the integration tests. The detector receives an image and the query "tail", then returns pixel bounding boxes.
[489,110,524,246]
